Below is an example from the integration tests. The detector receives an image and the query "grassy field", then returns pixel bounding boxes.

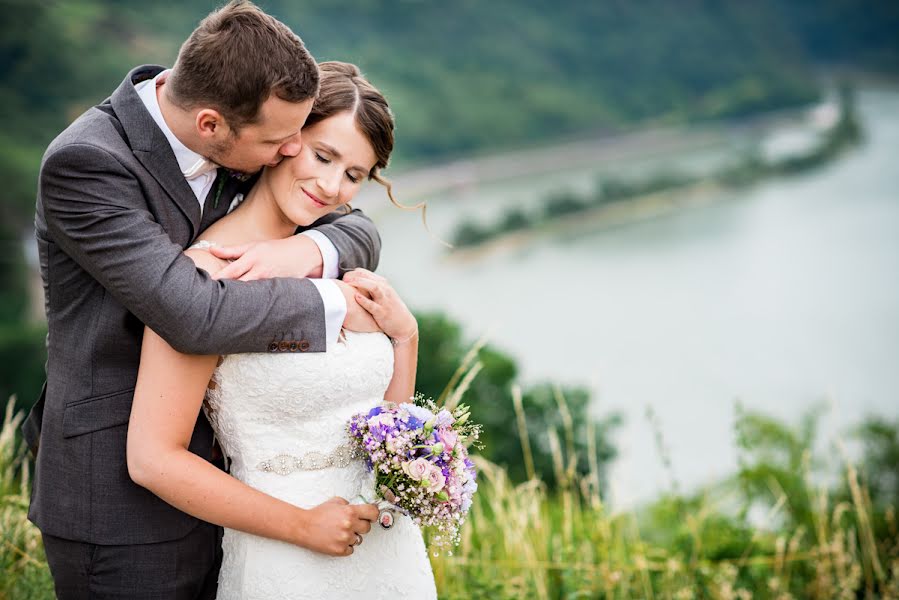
[2,392,897,599]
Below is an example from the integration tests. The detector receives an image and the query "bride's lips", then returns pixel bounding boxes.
[303,189,327,208]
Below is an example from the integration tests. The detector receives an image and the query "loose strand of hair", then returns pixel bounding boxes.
[371,171,452,248]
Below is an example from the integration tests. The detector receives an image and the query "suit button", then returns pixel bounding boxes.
[268,342,279,352]
[278,341,289,352]
[288,342,298,352]
[299,340,310,352]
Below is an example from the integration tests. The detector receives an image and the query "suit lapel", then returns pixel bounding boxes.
[110,66,202,240]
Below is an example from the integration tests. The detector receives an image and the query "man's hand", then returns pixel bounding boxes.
[335,280,381,333]
[210,235,324,281]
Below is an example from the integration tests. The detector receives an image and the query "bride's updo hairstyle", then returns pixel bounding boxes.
[304,62,398,201]
[306,62,437,237]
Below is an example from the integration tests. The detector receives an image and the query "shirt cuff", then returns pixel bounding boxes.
[308,279,347,351]
[300,230,340,279]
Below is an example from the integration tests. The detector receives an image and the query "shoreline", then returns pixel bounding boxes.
[358,103,815,208]
[442,86,863,258]
[444,181,727,263]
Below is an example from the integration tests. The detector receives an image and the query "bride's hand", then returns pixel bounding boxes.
[335,280,381,333]
[343,269,417,342]
[298,497,378,557]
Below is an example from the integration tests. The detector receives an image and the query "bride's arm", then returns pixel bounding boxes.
[342,269,418,404]
[126,250,377,557]
[384,330,418,404]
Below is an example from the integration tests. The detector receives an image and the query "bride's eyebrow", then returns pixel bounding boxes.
[317,142,342,158]
[318,142,367,173]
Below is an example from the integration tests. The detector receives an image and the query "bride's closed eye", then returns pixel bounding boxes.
[315,152,361,184]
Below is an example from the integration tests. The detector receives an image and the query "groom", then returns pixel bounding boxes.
[25,1,380,597]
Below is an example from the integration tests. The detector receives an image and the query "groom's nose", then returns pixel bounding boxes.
[279,135,303,158]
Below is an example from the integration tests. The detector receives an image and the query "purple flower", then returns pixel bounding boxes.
[406,404,435,423]
[435,410,454,428]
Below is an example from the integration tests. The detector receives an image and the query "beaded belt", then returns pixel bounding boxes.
[256,445,362,475]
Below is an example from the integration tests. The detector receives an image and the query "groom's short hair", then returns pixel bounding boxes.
[167,0,319,132]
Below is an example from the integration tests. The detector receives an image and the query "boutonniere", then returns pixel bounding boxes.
[213,168,254,209]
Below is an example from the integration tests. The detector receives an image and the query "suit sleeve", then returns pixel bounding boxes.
[298,208,381,277]
[40,142,327,355]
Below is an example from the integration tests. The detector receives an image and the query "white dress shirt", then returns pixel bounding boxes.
[135,71,347,349]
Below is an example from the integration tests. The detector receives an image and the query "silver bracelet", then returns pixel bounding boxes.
[390,330,419,347]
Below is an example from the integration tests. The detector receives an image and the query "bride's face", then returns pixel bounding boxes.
[269,111,377,227]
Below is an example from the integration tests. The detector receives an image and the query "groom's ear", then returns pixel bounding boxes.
[196,108,232,140]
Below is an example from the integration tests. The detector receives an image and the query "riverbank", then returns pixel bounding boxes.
[447,86,862,256]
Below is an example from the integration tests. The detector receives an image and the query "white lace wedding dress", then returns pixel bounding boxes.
[203,329,438,599]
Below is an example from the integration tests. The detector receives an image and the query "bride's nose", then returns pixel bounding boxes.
[317,167,341,199]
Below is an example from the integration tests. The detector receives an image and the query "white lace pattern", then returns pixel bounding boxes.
[204,331,437,599]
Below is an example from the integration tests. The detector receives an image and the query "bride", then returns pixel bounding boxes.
[126,62,438,599]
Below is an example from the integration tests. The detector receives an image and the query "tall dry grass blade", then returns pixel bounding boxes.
[836,440,886,587]
[511,385,537,481]
[584,416,603,510]
[548,427,566,489]
[437,333,489,406]
[444,361,483,413]
[553,385,577,468]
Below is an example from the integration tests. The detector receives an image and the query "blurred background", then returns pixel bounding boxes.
[3,1,899,597]
[3,0,899,514]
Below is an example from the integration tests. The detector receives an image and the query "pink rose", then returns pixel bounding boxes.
[402,458,431,481]
[424,465,447,493]
[437,429,459,452]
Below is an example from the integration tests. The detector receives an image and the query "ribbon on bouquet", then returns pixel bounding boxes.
[352,485,405,529]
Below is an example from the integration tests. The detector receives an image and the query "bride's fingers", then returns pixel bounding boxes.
[345,268,387,284]
[354,293,382,317]
[350,276,399,304]
[347,277,381,295]
[353,504,379,523]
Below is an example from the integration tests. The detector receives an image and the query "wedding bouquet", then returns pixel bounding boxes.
[347,395,480,550]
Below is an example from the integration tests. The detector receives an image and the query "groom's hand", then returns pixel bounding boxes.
[210,235,324,281]
[299,497,378,557]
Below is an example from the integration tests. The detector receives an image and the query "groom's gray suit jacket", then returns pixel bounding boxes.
[24,65,381,545]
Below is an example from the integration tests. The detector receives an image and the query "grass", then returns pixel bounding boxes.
[0,398,54,600]
[428,389,899,599]
[2,389,897,599]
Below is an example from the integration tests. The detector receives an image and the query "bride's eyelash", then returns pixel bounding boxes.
[315,150,359,184]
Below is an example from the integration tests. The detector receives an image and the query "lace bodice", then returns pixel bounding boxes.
[205,331,394,486]
[203,331,436,599]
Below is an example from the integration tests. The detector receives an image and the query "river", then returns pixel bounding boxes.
[355,87,899,505]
